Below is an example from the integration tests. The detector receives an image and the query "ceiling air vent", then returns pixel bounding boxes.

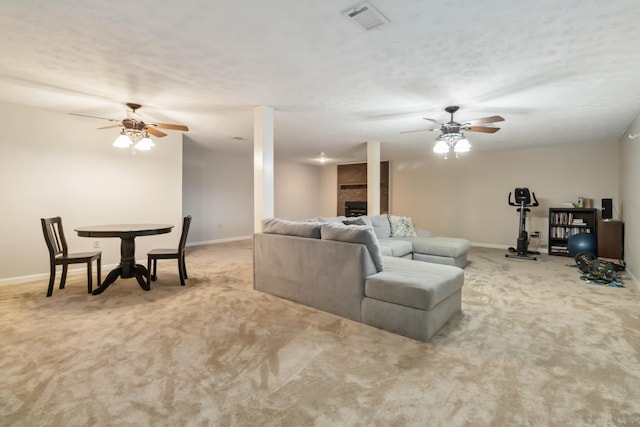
[342,2,389,31]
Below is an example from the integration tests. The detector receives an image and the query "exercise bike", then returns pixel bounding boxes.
[506,188,540,261]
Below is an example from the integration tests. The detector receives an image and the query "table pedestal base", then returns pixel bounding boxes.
[92,264,150,295]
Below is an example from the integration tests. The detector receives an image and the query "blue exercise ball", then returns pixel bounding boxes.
[567,232,597,257]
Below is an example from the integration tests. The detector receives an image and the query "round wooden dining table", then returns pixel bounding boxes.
[75,224,174,295]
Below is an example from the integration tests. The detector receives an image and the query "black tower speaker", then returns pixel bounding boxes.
[602,198,613,220]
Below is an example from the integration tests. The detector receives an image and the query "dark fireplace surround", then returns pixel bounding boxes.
[337,161,389,217]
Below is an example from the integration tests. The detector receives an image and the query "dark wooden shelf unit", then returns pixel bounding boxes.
[548,208,597,256]
[598,220,624,260]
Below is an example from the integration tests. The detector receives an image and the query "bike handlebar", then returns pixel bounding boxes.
[531,192,539,206]
[508,191,539,207]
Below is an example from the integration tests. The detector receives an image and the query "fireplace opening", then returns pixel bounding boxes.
[345,201,367,217]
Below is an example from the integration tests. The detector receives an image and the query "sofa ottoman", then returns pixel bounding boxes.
[410,236,470,268]
[362,256,464,341]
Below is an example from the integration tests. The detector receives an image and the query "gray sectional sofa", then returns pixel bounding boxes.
[253,215,469,342]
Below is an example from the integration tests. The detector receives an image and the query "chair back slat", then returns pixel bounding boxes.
[41,217,68,258]
[178,215,192,252]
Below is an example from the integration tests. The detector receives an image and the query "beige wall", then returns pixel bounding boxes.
[182,143,254,244]
[182,144,325,244]
[0,102,183,282]
[390,141,620,248]
[274,161,323,220]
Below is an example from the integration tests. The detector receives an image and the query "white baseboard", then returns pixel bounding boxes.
[470,242,549,254]
[625,269,640,291]
[0,273,51,286]
[0,262,120,287]
[186,235,252,247]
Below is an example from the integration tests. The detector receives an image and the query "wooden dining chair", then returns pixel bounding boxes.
[41,217,102,297]
[147,215,192,287]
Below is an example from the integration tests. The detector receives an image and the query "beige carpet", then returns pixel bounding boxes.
[1,241,639,426]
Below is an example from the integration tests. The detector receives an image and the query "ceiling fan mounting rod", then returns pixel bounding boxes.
[444,105,459,123]
[126,102,142,113]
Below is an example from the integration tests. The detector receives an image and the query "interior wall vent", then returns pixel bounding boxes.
[341,2,389,31]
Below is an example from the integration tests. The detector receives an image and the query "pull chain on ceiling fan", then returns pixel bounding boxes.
[70,103,189,153]
[401,106,504,159]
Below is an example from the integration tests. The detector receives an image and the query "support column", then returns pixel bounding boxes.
[254,106,275,233]
[367,140,381,216]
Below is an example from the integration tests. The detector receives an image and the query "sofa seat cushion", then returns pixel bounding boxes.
[378,238,413,257]
[365,256,463,311]
[407,236,470,258]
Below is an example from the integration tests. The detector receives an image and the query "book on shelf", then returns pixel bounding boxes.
[550,212,588,226]
[551,212,575,225]
[550,226,591,239]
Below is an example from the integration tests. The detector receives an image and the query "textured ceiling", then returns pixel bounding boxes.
[1,0,640,163]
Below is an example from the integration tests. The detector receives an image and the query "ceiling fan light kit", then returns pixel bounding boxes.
[112,129,155,152]
[454,137,470,152]
[433,132,471,159]
[113,131,133,148]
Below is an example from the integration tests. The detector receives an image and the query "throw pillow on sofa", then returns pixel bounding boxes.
[389,215,417,237]
[321,222,384,272]
[262,218,322,238]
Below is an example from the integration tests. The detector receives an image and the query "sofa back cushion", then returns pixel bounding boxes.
[321,222,384,272]
[262,218,321,238]
[370,214,391,239]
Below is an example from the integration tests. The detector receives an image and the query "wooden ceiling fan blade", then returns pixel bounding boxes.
[462,115,504,126]
[69,113,120,122]
[463,126,500,133]
[150,123,189,131]
[144,126,167,137]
